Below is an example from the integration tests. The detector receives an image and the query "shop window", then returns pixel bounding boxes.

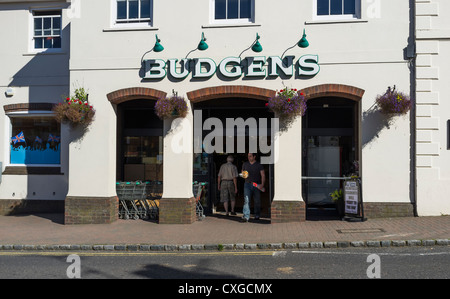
[9,116,61,165]
[116,0,152,24]
[32,10,62,50]
[212,0,254,24]
[315,0,360,20]
[123,136,163,181]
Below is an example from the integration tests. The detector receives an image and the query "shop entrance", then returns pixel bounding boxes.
[193,98,275,217]
[116,99,164,184]
[302,97,359,218]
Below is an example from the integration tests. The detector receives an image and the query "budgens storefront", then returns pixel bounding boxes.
[1,1,416,225]
[100,48,370,225]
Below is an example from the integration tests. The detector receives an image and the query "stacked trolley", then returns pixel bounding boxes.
[116,181,162,220]
[193,181,206,220]
[116,180,205,221]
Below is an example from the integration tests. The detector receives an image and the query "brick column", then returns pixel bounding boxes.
[271,116,305,223]
[65,196,118,225]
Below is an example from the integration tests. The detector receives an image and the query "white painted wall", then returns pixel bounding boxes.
[415,0,450,216]
[0,1,70,201]
[0,0,421,212]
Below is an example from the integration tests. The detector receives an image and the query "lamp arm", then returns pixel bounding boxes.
[185,48,197,59]
[238,43,255,59]
[140,49,153,64]
[281,43,298,60]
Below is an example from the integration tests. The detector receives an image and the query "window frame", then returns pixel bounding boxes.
[313,0,361,21]
[6,112,61,167]
[210,0,255,25]
[112,0,153,28]
[30,9,63,53]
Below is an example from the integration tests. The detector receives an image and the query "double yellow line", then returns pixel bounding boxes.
[0,251,275,257]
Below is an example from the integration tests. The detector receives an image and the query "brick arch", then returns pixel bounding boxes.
[300,84,365,102]
[187,85,276,103]
[107,87,167,105]
[4,103,55,113]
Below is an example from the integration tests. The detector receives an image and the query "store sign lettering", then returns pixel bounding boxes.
[143,55,320,80]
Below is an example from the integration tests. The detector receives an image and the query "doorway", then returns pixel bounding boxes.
[192,98,275,217]
[116,99,164,183]
[302,97,359,218]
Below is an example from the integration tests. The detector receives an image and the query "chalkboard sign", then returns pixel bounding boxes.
[343,178,366,222]
[344,180,359,215]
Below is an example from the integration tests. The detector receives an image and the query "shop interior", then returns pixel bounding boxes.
[302,97,358,219]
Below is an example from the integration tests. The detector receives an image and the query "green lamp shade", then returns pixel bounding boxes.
[252,40,263,53]
[153,41,164,52]
[198,40,209,51]
[251,33,262,53]
[153,35,164,52]
[298,30,309,48]
[198,33,209,51]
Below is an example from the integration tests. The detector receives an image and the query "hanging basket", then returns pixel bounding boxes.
[154,96,189,119]
[375,87,412,115]
[53,87,95,128]
[266,87,307,119]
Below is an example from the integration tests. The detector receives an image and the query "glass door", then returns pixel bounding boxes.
[302,97,357,209]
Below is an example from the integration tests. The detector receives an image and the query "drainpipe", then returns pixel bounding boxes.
[410,0,418,217]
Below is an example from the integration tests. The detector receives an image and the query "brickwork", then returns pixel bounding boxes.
[106,87,167,105]
[187,85,276,103]
[0,199,64,215]
[271,200,306,223]
[363,202,415,218]
[158,197,197,224]
[64,196,118,225]
[300,84,365,101]
[3,102,55,113]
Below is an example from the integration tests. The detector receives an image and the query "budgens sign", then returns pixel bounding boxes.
[142,55,319,80]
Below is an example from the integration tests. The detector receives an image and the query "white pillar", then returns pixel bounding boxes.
[271,116,305,222]
[159,113,195,223]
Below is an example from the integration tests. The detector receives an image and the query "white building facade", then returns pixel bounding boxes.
[415,0,450,216]
[0,0,448,224]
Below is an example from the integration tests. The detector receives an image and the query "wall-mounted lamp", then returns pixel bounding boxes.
[186,32,209,58]
[5,87,14,97]
[281,29,309,58]
[239,33,263,58]
[153,34,164,52]
[141,34,164,63]
[197,32,209,51]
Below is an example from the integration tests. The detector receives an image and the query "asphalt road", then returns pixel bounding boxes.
[0,246,449,280]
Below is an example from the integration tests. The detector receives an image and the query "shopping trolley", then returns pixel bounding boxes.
[144,181,163,220]
[193,181,206,220]
[116,181,147,220]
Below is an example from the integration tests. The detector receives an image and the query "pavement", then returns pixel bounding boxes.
[1,212,449,251]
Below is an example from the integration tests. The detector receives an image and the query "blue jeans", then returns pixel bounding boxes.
[243,182,261,220]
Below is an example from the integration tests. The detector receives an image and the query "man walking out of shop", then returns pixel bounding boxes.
[241,153,265,222]
[218,155,238,216]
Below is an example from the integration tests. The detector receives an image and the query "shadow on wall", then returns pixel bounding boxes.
[8,24,71,103]
[361,103,397,149]
[3,24,71,216]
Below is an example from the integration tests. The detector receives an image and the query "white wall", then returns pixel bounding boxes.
[415,0,450,215]
[1,0,415,209]
[0,1,70,201]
